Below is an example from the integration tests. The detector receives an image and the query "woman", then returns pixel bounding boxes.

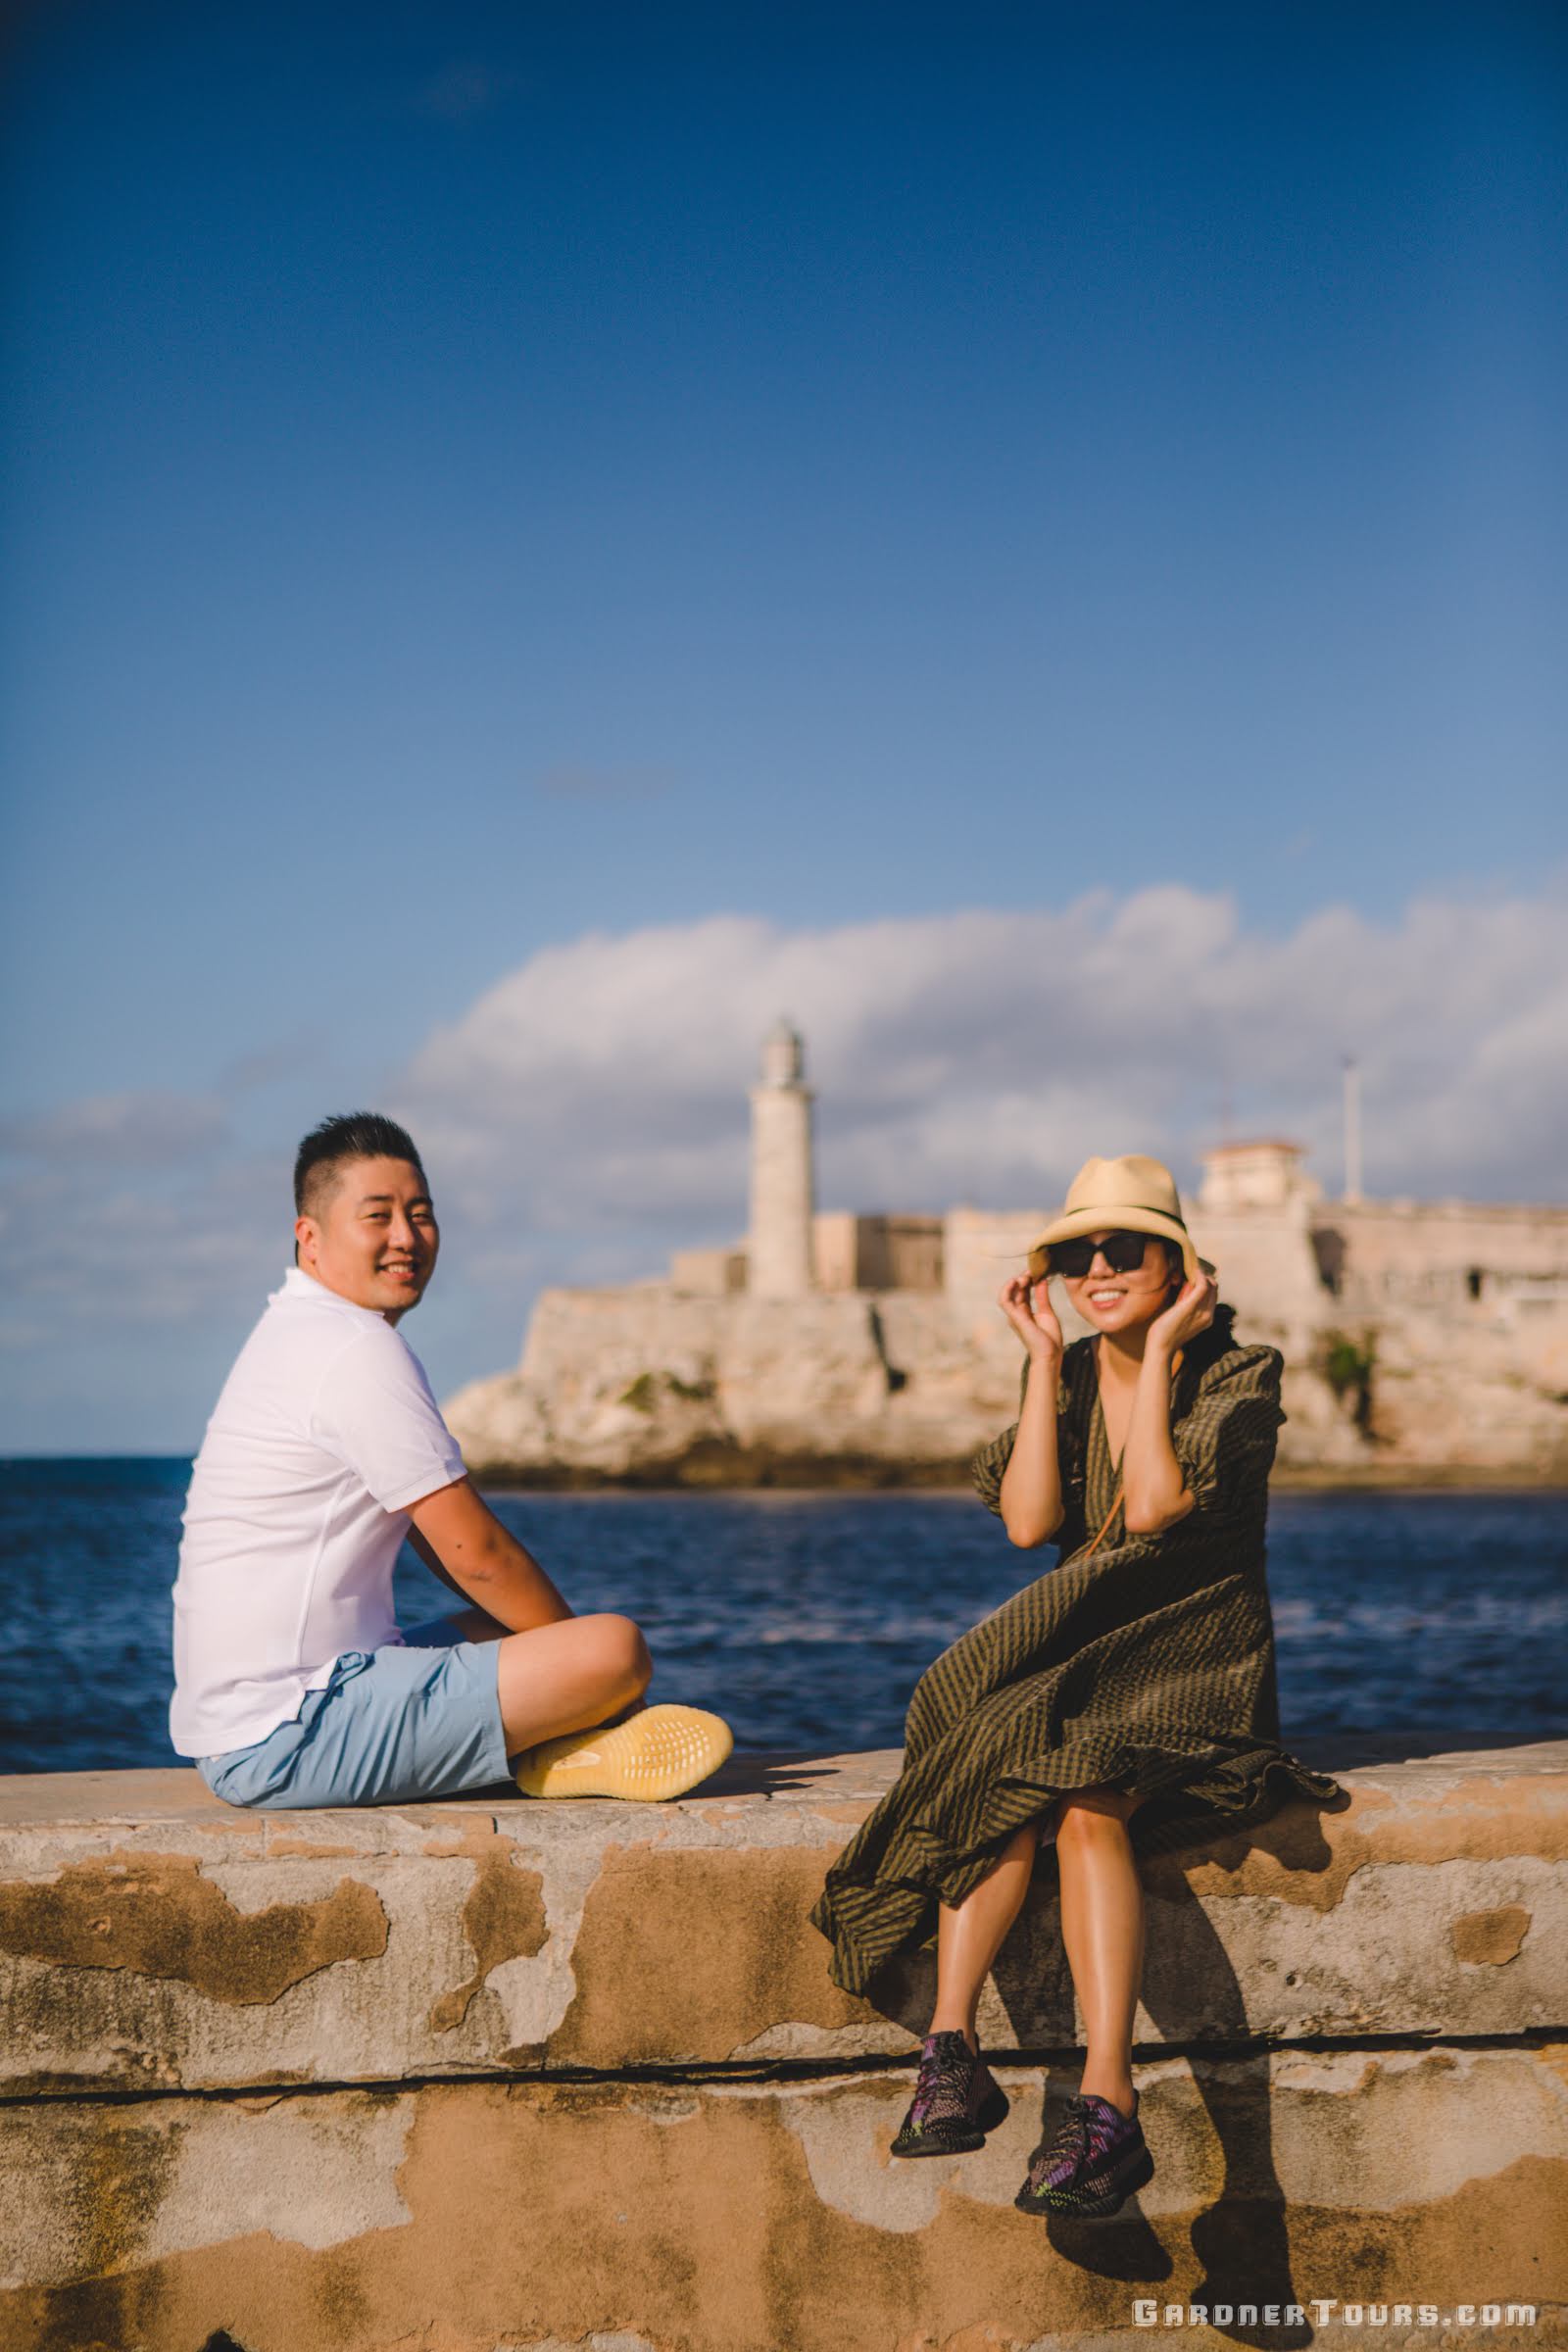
[809,1152,1344,2220]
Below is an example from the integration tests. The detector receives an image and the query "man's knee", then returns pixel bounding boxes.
[583,1611,652,1701]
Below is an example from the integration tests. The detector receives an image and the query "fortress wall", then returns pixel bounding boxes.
[443,1211,1568,1484]
[1319,1200,1568,1309]
[811,1210,861,1292]
[1186,1206,1330,1341]
[3,1741,1564,2350]
[944,1206,1333,1350]
[815,1215,945,1294]
[881,1214,945,1292]
[943,1208,1048,1333]
[668,1197,1568,1325]
[669,1246,748,1297]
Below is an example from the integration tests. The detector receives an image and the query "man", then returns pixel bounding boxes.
[170,1111,732,1809]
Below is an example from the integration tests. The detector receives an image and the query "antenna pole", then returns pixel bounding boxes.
[1342,1055,1363,1204]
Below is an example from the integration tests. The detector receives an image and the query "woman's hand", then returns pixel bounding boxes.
[997,1277,1066,1544]
[998,1273,1064,1363]
[1146,1269,1219,1360]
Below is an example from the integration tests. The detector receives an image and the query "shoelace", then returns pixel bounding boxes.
[1026,2097,1093,2192]
[909,2037,976,2126]
[1028,2090,1136,2194]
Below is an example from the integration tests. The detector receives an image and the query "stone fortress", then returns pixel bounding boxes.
[444,1021,1568,1484]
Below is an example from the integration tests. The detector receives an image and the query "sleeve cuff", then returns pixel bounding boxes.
[380,1458,467,1514]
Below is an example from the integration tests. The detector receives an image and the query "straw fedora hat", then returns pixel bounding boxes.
[1026,1153,1211,1284]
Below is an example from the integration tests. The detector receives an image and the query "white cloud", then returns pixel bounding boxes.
[0,1150,277,1333]
[4,883,1565,1443]
[397,883,1568,1242]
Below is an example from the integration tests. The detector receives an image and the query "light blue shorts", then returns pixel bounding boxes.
[197,1614,512,1810]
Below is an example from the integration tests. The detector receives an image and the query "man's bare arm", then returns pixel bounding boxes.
[407,1479,574,1632]
[406,1525,476,1604]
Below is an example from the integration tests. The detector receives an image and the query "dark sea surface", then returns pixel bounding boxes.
[1,1459,1565,1774]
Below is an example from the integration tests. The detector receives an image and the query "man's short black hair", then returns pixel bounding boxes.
[294,1112,426,1219]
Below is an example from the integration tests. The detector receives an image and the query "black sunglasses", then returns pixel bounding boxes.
[1047,1230,1159,1278]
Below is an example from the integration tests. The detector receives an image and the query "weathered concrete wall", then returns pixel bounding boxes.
[2,1741,1564,2350]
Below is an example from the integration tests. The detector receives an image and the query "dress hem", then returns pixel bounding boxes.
[810,1740,1346,1998]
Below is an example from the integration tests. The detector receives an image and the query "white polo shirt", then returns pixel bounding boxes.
[170,1265,467,1758]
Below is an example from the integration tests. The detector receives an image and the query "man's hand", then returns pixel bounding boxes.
[407,1478,573,1633]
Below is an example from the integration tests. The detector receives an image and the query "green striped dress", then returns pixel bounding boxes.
[809,1313,1346,1995]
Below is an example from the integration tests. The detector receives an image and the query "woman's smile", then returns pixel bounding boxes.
[1082,1286,1140,1324]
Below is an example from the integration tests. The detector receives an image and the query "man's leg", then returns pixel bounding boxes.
[493,1612,652,1755]
[429,1606,652,1754]
[416,1602,728,1800]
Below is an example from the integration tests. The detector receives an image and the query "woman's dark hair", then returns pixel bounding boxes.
[293,1112,425,1218]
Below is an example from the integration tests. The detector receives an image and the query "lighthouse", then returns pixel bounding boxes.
[748,1018,816,1296]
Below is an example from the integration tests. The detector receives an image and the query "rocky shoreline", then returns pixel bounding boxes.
[443,1279,1568,1493]
[466,1453,1568,1494]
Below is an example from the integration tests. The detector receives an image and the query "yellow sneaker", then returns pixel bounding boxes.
[514,1703,734,1801]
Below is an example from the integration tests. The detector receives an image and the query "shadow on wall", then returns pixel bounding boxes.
[855,1796,1346,2349]
[693,1722,1549,2348]
[1012,1892,1317,2350]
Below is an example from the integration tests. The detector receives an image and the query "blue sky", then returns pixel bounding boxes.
[2,1,1565,1448]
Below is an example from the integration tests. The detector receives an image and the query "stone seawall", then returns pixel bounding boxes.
[2,1741,1564,2352]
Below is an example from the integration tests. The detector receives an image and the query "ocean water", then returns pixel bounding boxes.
[1,1459,1565,1774]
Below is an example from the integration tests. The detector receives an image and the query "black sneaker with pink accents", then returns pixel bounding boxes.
[1014,2087,1153,2218]
[890,2030,1010,2157]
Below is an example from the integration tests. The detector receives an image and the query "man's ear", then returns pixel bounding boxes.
[294,1213,317,1268]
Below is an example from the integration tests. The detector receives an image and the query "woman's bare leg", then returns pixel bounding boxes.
[1054,1786,1146,2117]
[928,1820,1042,2049]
